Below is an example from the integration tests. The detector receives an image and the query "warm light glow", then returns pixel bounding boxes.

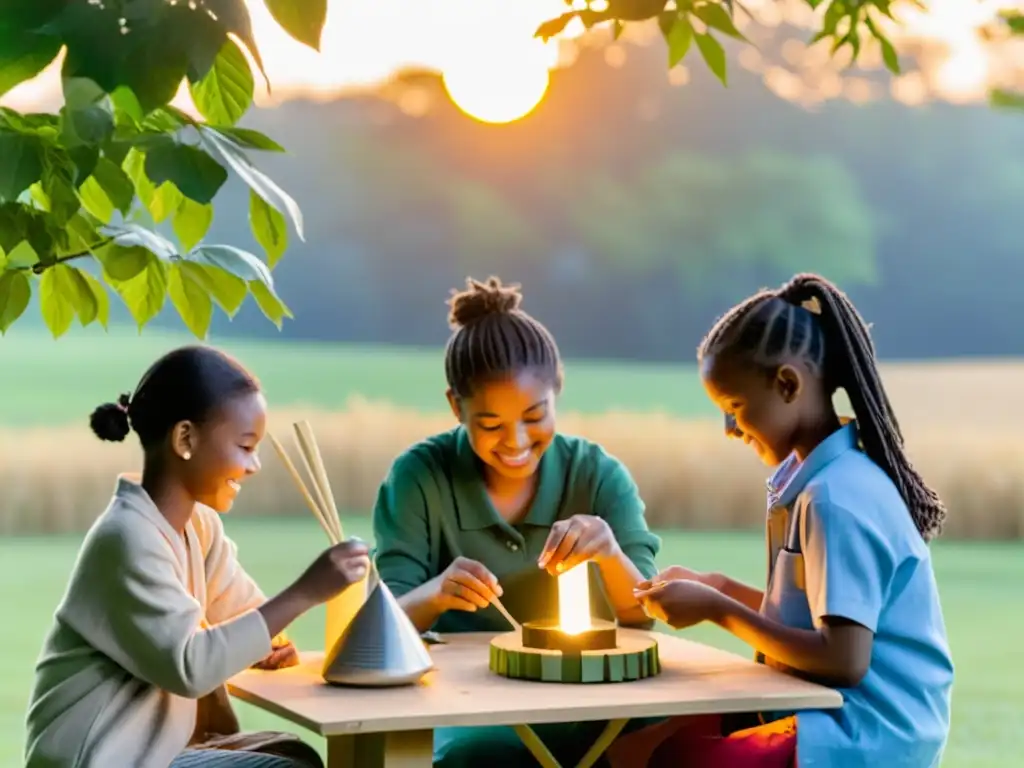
[558,563,592,635]
[442,49,550,124]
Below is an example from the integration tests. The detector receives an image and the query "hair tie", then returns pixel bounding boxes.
[116,393,131,413]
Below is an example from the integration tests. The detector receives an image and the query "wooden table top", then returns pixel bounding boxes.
[227,630,843,737]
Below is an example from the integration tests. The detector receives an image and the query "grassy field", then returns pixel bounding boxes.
[4,326,1024,430]
[3,519,1020,767]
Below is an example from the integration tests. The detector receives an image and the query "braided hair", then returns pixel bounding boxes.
[698,273,946,541]
[444,276,563,398]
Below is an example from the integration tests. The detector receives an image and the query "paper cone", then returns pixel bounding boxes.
[322,577,434,687]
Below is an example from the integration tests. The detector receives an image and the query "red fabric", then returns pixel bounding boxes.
[606,715,797,768]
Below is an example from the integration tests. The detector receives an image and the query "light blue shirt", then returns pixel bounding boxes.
[760,422,954,767]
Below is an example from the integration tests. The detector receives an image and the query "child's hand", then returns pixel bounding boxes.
[538,515,618,574]
[251,638,299,671]
[650,565,727,592]
[296,539,371,605]
[633,578,724,629]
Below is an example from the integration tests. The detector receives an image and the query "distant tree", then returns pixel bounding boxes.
[562,150,877,287]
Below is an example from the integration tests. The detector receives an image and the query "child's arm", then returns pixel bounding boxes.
[637,497,891,689]
[655,565,765,613]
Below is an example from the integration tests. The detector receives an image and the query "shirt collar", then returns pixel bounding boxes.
[767,421,859,509]
[452,426,560,531]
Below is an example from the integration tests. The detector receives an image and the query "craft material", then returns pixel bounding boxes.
[269,420,432,687]
[489,562,660,684]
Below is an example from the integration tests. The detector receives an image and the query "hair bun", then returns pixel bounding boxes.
[446,276,523,329]
[89,394,132,442]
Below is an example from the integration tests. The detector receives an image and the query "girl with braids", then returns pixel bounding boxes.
[372,276,662,768]
[25,346,371,768]
[608,273,954,768]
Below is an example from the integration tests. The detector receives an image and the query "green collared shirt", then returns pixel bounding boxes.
[373,427,661,633]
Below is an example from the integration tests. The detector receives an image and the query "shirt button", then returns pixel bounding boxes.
[507,541,519,551]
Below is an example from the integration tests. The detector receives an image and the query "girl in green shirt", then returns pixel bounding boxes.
[373,276,662,767]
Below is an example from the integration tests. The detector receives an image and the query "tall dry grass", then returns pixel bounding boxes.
[1,396,1021,540]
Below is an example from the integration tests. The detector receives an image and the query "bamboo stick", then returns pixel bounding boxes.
[293,420,344,541]
[267,432,339,545]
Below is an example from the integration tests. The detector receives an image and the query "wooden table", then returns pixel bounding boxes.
[227,630,842,768]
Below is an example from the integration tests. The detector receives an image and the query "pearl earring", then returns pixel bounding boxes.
[182,451,192,461]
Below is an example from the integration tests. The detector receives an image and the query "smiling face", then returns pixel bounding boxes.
[700,354,806,467]
[448,371,557,481]
[172,391,267,513]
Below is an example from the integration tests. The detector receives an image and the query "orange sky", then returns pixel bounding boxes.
[1,0,1021,117]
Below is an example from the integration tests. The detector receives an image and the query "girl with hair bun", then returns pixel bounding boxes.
[25,345,372,768]
[372,276,663,767]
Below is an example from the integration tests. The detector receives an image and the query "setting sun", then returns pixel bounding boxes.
[442,44,552,124]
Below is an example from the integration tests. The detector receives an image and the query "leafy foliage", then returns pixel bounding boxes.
[0,0,330,338]
[536,0,908,84]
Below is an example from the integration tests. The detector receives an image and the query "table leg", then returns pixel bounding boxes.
[513,719,630,768]
[326,730,433,768]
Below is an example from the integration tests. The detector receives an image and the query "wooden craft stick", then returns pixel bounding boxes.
[267,432,339,545]
[289,430,335,539]
[293,421,344,542]
[491,595,520,632]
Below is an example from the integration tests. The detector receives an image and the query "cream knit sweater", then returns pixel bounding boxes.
[24,477,274,768]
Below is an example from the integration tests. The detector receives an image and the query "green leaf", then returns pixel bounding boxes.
[0,130,45,202]
[264,0,329,51]
[692,4,747,42]
[111,86,145,125]
[249,191,288,267]
[67,145,99,186]
[94,243,151,281]
[190,244,274,285]
[991,89,1024,109]
[102,223,178,261]
[91,156,135,216]
[61,211,104,257]
[869,20,900,74]
[76,268,110,328]
[694,31,728,85]
[168,261,214,338]
[144,143,228,205]
[190,39,254,127]
[122,148,156,212]
[0,270,31,333]
[194,262,247,317]
[39,264,78,338]
[39,148,80,226]
[200,128,304,239]
[112,255,168,330]
[150,182,184,224]
[249,280,293,329]
[7,240,39,268]
[60,77,115,146]
[0,32,62,98]
[61,264,102,327]
[209,126,286,153]
[667,16,694,68]
[205,0,270,87]
[174,197,214,251]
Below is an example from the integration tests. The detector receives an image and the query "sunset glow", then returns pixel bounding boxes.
[0,0,1020,115]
